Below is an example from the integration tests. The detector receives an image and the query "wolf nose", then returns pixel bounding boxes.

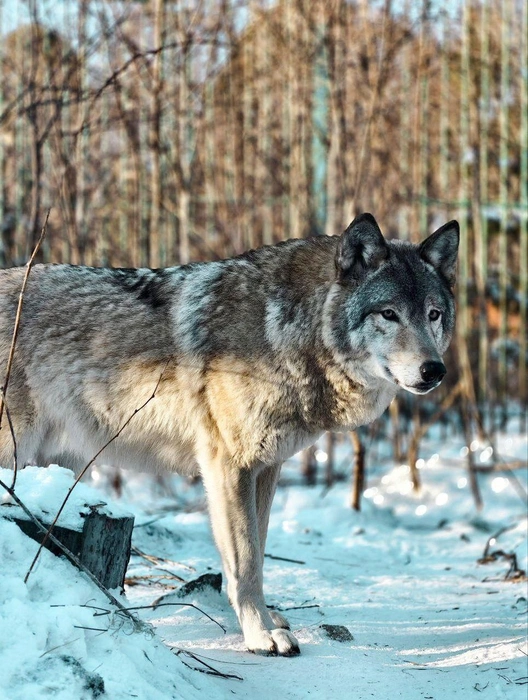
[420,361,446,383]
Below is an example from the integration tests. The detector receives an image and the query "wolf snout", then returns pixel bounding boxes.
[420,361,446,384]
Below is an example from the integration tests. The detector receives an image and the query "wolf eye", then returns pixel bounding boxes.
[429,309,442,321]
[381,309,398,321]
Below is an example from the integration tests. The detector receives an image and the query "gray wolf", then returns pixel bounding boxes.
[0,213,459,656]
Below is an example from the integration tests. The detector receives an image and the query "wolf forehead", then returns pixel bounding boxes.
[347,241,454,312]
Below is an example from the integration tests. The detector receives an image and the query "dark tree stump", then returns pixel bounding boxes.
[13,504,134,589]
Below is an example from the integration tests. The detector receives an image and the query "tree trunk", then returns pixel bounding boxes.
[350,430,365,511]
[149,0,164,268]
[302,445,317,486]
[13,505,134,589]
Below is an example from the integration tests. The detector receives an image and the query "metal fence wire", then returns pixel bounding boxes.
[0,0,526,424]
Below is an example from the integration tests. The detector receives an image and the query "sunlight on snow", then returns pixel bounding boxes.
[423,639,527,668]
[399,481,414,495]
[491,477,510,493]
[479,446,494,462]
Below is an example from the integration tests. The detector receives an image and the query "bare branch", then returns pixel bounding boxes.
[0,210,50,489]
[2,395,18,490]
[174,648,243,681]
[101,602,226,634]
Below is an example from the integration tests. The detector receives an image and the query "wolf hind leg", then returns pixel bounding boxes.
[200,457,299,656]
[0,415,44,469]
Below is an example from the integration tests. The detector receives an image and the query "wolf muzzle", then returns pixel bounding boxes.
[416,361,447,391]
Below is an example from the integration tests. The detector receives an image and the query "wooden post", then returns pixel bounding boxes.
[407,398,422,492]
[389,398,402,463]
[301,445,317,486]
[350,430,365,511]
[12,503,134,589]
[325,432,335,488]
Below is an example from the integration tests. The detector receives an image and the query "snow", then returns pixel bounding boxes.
[0,465,131,530]
[0,424,526,699]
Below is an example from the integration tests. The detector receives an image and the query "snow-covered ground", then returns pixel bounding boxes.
[0,422,526,699]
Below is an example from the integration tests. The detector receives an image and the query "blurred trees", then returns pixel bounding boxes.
[0,0,526,419]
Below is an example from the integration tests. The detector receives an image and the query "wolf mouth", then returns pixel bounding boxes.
[384,366,443,394]
[408,379,443,394]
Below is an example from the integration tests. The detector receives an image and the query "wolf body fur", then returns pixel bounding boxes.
[0,213,459,656]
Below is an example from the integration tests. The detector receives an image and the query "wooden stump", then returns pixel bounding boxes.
[13,504,134,589]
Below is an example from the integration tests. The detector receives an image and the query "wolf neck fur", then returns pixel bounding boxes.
[257,245,396,432]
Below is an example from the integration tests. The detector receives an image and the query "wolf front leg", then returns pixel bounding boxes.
[255,463,291,631]
[200,460,300,656]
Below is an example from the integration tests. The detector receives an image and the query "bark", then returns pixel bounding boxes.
[350,430,365,511]
[13,506,134,589]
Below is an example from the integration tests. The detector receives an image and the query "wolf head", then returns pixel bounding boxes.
[328,213,459,395]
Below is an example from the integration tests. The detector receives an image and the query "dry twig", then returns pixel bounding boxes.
[0,210,50,489]
[478,524,527,582]
[174,649,243,681]
[131,545,187,581]
[91,601,226,634]
[264,553,305,565]
[124,574,179,588]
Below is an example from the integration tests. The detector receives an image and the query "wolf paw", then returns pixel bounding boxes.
[247,628,300,657]
[271,629,300,656]
[269,610,290,629]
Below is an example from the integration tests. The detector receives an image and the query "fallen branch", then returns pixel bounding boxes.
[91,601,226,634]
[0,210,49,490]
[131,545,187,581]
[264,553,305,565]
[73,625,109,633]
[174,648,243,681]
[125,575,179,588]
[24,359,171,583]
[39,637,81,658]
[478,524,527,582]
[478,550,527,581]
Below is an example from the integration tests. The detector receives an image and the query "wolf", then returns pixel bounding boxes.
[0,213,458,656]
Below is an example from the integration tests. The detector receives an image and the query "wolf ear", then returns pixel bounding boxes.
[336,213,388,284]
[419,220,460,286]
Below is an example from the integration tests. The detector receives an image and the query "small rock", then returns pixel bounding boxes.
[319,624,354,642]
[177,572,222,598]
[60,656,105,698]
